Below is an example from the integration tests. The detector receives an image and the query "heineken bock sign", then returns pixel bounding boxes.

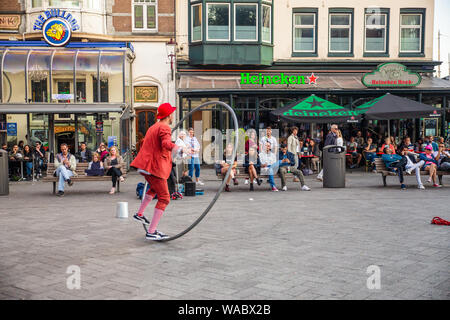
[362,63,421,88]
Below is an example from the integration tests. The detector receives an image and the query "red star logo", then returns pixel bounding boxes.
[308,73,318,85]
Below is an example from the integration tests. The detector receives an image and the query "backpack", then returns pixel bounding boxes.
[136,182,150,200]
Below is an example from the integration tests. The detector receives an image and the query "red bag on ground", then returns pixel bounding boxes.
[431,217,450,226]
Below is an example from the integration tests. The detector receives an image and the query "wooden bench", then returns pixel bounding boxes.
[42,163,127,194]
[374,158,448,186]
[216,165,295,181]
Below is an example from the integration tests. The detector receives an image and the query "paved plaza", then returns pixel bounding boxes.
[0,170,449,300]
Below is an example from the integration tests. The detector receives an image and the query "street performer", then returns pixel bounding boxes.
[131,103,190,240]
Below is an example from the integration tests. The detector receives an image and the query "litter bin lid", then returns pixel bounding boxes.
[323,145,346,153]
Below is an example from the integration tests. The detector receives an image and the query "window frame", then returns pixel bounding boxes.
[399,13,422,54]
[206,2,231,42]
[47,0,81,8]
[132,0,158,33]
[233,3,258,42]
[191,3,203,43]
[364,13,387,53]
[328,12,352,54]
[293,12,316,54]
[261,4,272,44]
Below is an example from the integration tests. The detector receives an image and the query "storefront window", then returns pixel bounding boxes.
[3,50,28,103]
[75,51,98,103]
[234,4,257,41]
[98,51,124,103]
[28,50,51,103]
[207,3,230,41]
[52,51,75,103]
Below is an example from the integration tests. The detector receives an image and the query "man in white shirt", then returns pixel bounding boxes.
[260,127,278,154]
[259,142,279,191]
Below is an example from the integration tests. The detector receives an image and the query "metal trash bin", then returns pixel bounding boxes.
[323,145,346,188]
[0,149,9,195]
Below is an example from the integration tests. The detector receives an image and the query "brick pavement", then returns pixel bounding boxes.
[0,170,449,300]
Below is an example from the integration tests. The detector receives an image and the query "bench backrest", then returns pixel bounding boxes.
[46,163,127,175]
[374,158,388,171]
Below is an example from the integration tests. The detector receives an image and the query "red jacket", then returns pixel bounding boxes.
[131,121,177,179]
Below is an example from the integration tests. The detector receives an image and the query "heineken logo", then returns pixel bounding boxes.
[283,109,364,117]
[362,63,421,88]
[241,72,318,85]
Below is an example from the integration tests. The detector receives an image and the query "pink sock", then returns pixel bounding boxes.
[137,194,153,216]
[148,208,164,234]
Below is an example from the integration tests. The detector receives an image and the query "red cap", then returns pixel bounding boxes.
[156,103,176,119]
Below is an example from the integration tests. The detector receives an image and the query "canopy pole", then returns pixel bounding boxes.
[388,120,390,138]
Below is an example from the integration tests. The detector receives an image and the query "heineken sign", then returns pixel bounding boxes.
[241,72,318,85]
[362,63,421,88]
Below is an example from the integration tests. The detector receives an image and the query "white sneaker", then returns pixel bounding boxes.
[301,185,311,191]
[427,177,432,184]
[316,176,323,181]
[418,184,425,190]
[282,186,288,191]
[197,180,205,186]
[244,179,249,185]
[253,179,258,184]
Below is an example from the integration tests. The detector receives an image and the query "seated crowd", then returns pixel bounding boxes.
[217,126,449,192]
[53,142,125,196]
[218,126,313,192]
[3,140,46,181]
[347,132,449,189]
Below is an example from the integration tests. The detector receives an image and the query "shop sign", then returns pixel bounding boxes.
[108,136,117,148]
[52,93,74,100]
[0,14,21,30]
[240,72,318,85]
[96,121,103,133]
[33,9,80,31]
[7,123,17,136]
[54,126,88,134]
[33,9,80,47]
[362,63,421,88]
[134,86,158,103]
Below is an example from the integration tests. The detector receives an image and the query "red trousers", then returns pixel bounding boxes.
[143,174,170,211]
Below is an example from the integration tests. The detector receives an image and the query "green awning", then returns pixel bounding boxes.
[271,95,362,123]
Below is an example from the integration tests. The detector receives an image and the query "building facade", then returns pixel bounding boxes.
[0,0,176,164]
[176,0,450,145]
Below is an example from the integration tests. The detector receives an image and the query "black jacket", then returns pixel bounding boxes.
[324,132,337,147]
[76,148,92,163]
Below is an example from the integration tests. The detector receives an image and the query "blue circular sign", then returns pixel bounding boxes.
[42,17,72,47]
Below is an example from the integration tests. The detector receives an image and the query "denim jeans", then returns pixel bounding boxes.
[56,166,73,191]
[188,157,201,178]
[25,161,33,176]
[365,152,376,163]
